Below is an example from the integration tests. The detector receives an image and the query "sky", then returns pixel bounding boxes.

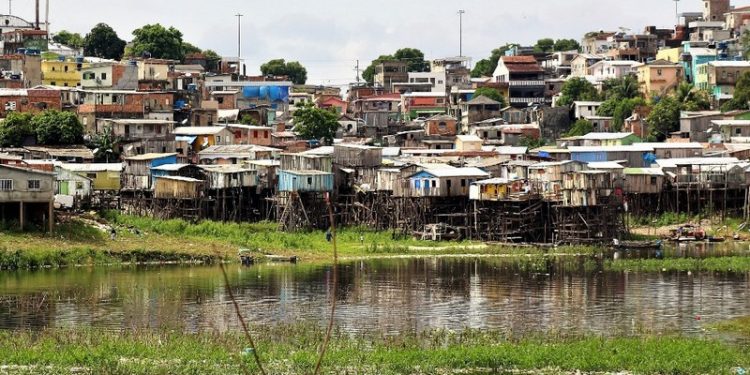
[9,0,695,85]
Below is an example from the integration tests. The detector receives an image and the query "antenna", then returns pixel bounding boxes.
[354,59,361,84]
[236,13,243,76]
[673,0,680,26]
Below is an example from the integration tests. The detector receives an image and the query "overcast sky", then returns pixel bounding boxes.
[11,0,696,84]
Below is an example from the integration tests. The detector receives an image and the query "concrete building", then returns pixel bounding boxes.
[374,61,408,92]
[570,54,606,77]
[637,59,683,97]
[588,60,640,83]
[492,56,546,108]
[0,164,54,232]
[81,62,139,90]
[696,61,750,104]
[41,58,88,88]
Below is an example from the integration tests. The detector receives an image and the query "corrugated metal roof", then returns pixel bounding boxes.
[420,167,489,178]
[588,161,625,169]
[173,126,229,135]
[569,145,654,152]
[633,142,703,149]
[656,157,740,167]
[580,132,634,140]
[624,168,665,176]
[60,163,123,172]
[155,176,203,183]
[125,153,177,161]
[151,164,191,172]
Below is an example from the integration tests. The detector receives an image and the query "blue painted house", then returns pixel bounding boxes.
[407,167,489,197]
[568,145,654,168]
[278,170,334,193]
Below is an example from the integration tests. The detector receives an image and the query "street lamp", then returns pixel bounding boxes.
[458,10,466,57]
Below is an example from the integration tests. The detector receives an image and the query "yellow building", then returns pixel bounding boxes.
[59,163,123,191]
[655,48,682,63]
[42,59,89,88]
[637,59,683,97]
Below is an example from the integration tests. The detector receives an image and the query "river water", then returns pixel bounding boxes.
[0,254,748,336]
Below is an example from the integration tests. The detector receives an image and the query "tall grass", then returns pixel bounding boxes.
[0,325,745,374]
[607,257,750,273]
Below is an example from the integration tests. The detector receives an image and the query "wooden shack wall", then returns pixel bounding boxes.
[333,145,382,167]
[154,178,202,199]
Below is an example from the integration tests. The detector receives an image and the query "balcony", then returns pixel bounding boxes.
[509,97,549,104]
[509,80,545,87]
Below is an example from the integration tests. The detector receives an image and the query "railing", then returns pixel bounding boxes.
[509,80,545,87]
[509,97,549,104]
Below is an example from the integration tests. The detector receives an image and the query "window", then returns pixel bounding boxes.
[650,176,657,185]
[64,65,69,72]
[87,173,96,179]
[438,122,447,130]
[461,179,466,187]
[216,136,222,144]
[50,82,56,86]
[431,180,436,188]
[307,177,313,185]
[415,180,421,189]
[264,131,269,138]
[101,73,107,80]
[736,128,742,135]
[253,130,258,138]
[0,179,12,191]
[28,180,41,190]
[76,182,84,190]
[657,69,662,76]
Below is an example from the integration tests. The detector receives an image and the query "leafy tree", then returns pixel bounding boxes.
[721,71,750,111]
[0,112,34,147]
[601,76,641,100]
[181,42,202,57]
[52,30,84,49]
[675,82,711,111]
[362,48,429,84]
[260,59,308,85]
[83,23,126,60]
[534,38,555,53]
[597,97,647,131]
[565,118,593,137]
[742,30,750,60]
[128,24,185,60]
[471,44,518,77]
[32,110,84,145]
[239,114,258,125]
[646,96,681,141]
[553,39,580,52]
[519,136,545,149]
[293,104,339,145]
[556,77,600,107]
[471,59,492,78]
[393,48,430,73]
[89,125,121,163]
[473,87,507,107]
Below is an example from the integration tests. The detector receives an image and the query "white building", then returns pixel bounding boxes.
[588,60,640,82]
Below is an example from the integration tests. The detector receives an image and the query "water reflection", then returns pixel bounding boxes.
[0,258,747,336]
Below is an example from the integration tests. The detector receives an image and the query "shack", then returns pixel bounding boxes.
[469,178,525,201]
[54,167,92,209]
[199,144,281,165]
[154,176,205,199]
[561,170,612,206]
[59,163,123,191]
[278,170,334,193]
[198,165,258,190]
[407,167,489,197]
[568,145,654,167]
[122,153,178,191]
[623,168,665,194]
[280,153,332,172]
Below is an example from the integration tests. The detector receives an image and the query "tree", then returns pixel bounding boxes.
[260,59,308,85]
[393,48,430,73]
[553,39,580,52]
[32,110,84,145]
[52,30,84,49]
[181,42,202,57]
[362,48,429,84]
[534,38,555,53]
[239,114,258,125]
[0,112,34,147]
[742,30,750,59]
[647,96,681,141]
[519,136,546,149]
[556,77,600,107]
[128,24,185,60]
[675,82,711,111]
[601,76,640,100]
[565,118,593,137]
[473,87,507,107]
[471,59,493,78]
[293,104,339,145]
[721,71,750,112]
[89,125,121,163]
[83,23,126,60]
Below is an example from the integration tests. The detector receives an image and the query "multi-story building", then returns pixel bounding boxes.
[81,62,139,90]
[42,58,88,88]
[402,92,448,120]
[0,53,41,88]
[374,61,408,92]
[581,31,616,55]
[696,61,750,105]
[570,54,606,77]
[492,56,546,108]
[431,57,471,91]
[76,90,175,132]
[637,60,683,97]
[703,0,730,22]
[588,60,640,83]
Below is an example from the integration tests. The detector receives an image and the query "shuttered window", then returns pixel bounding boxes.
[0,179,13,191]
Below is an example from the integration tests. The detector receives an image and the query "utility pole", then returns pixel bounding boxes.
[458,9,465,57]
[673,0,680,26]
[354,59,361,84]
[7,0,10,15]
[235,13,243,75]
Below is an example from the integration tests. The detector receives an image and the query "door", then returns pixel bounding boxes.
[59,181,69,195]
